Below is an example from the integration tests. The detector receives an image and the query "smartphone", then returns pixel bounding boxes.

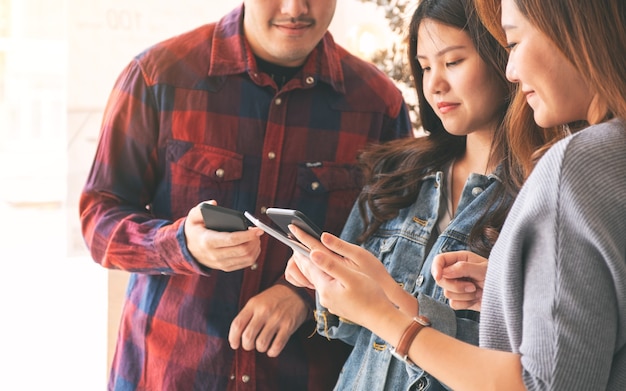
[200,203,250,232]
[243,211,310,257]
[265,208,322,240]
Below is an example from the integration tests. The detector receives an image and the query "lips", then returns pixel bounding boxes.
[273,17,314,32]
[273,22,313,37]
[437,102,459,114]
[522,90,536,104]
[275,22,311,30]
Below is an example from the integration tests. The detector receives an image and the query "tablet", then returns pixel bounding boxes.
[244,211,310,257]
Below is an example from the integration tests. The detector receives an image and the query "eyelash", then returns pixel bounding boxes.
[420,59,463,71]
[505,43,517,50]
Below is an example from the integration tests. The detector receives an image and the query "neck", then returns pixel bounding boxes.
[449,131,495,215]
[461,131,496,175]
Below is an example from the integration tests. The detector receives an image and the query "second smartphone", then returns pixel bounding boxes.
[200,203,250,232]
[265,208,322,240]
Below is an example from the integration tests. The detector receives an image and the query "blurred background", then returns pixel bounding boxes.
[0,0,411,389]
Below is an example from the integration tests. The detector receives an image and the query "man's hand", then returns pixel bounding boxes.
[229,284,309,357]
[184,201,264,272]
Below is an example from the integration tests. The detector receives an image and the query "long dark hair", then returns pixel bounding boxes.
[355,0,518,256]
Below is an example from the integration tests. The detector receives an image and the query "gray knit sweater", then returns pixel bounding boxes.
[481,118,626,390]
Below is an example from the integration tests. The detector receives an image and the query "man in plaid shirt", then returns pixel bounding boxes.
[79,1,411,390]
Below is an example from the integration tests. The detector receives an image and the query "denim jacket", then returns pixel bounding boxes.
[316,166,512,391]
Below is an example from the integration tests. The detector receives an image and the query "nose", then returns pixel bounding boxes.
[506,57,519,83]
[425,66,448,95]
[281,0,309,16]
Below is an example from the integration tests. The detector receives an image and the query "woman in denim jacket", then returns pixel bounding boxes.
[317,168,510,391]
[286,0,562,389]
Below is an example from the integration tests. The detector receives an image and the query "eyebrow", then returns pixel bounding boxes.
[416,45,467,59]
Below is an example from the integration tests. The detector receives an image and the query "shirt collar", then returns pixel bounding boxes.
[207,5,346,94]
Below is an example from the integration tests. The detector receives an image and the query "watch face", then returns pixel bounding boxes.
[414,315,431,327]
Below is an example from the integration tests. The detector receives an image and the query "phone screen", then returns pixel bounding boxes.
[266,208,322,240]
[200,203,249,232]
[244,212,310,257]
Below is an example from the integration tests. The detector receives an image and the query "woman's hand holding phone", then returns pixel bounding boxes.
[286,227,398,327]
[284,225,334,289]
[290,227,389,287]
[288,227,418,315]
[283,224,333,289]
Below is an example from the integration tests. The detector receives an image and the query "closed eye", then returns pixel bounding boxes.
[505,42,517,51]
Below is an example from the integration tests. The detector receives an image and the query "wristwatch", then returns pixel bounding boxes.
[390,315,431,366]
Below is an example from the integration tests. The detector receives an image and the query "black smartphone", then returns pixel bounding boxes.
[200,203,250,232]
[265,208,322,240]
[244,212,310,257]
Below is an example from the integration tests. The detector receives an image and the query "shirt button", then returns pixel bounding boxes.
[268,151,276,159]
[242,375,251,383]
[215,168,225,178]
[471,187,483,196]
[416,274,425,286]
[275,97,282,105]
[305,76,315,85]
[250,263,258,270]
[230,374,235,380]
[260,206,268,214]
[311,181,320,191]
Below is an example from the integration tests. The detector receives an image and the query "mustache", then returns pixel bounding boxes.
[272,16,315,25]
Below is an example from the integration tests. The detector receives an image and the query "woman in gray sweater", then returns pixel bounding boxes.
[285,0,626,389]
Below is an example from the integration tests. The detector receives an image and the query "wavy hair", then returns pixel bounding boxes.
[474,0,625,178]
[355,0,516,255]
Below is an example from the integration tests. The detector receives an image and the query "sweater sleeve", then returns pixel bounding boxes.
[526,126,626,390]
[483,122,626,390]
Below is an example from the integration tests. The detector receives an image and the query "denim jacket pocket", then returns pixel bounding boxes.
[378,235,399,256]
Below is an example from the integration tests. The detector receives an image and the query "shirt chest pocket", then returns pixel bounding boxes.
[166,141,243,217]
[296,162,363,194]
[294,162,364,234]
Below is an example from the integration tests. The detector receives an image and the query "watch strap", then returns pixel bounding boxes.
[394,315,431,360]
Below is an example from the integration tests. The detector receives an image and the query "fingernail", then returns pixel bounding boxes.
[465,285,476,293]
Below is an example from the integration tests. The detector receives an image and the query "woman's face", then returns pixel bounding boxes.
[501,0,593,127]
[417,19,507,137]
